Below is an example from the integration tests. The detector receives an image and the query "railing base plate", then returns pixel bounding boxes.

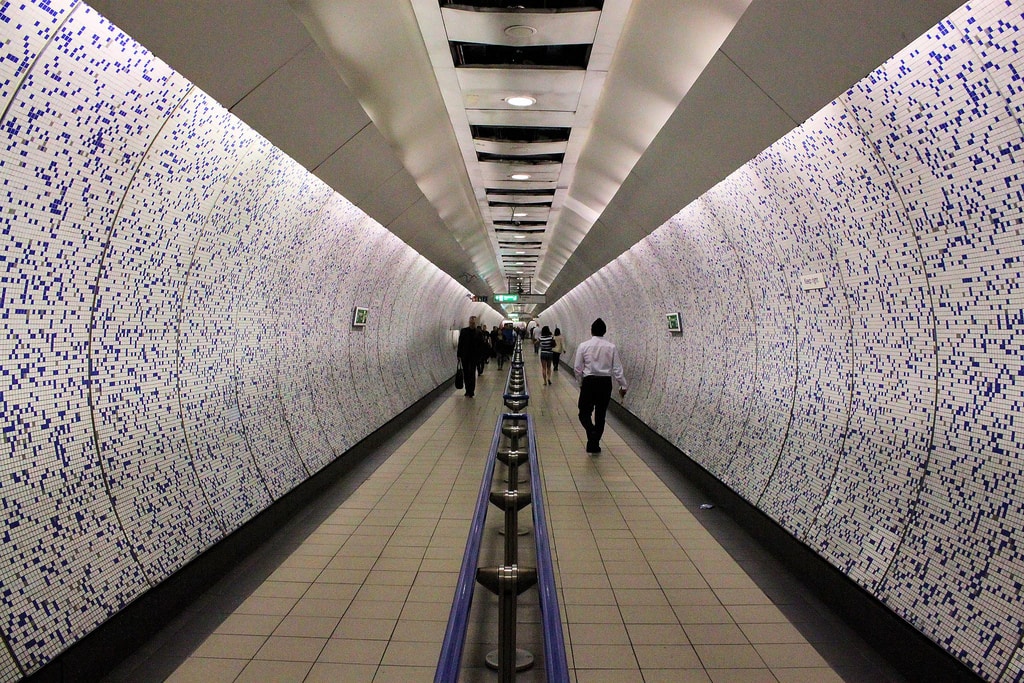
[485,648,534,672]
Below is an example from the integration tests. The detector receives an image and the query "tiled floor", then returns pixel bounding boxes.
[104,356,906,682]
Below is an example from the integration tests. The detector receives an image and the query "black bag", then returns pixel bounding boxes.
[454,360,464,389]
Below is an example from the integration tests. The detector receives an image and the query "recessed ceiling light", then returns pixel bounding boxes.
[513,235,526,239]
[509,173,531,180]
[512,211,528,217]
[504,95,536,107]
[504,25,537,39]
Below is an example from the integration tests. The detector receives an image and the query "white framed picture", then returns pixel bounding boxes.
[666,312,681,333]
[352,306,369,327]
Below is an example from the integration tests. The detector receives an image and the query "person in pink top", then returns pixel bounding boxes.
[573,318,628,454]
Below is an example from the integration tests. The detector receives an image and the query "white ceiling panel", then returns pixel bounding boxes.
[442,8,601,46]
[480,162,562,183]
[458,68,588,112]
[475,140,569,156]
[467,109,577,128]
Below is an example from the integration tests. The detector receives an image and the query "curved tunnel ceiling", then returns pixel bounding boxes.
[89,0,964,315]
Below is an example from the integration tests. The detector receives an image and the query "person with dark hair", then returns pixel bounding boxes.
[457,315,480,397]
[573,318,627,453]
[551,327,564,372]
[538,325,554,385]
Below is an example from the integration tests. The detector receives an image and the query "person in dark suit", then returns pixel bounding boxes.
[457,315,480,397]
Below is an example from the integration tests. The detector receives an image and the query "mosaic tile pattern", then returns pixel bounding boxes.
[750,113,856,541]
[709,167,796,502]
[546,1,1024,678]
[92,90,234,581]
[869,4,1024,673]
[0,2,471,678]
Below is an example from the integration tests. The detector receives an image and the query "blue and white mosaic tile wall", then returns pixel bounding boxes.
[0,2,474,678]
[545,1,1024,679]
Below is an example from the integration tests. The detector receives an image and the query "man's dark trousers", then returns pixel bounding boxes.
[578,375,612,450]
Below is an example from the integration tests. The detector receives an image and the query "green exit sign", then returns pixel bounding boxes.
[494,293,519,303]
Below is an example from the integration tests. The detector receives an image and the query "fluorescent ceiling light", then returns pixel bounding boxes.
[510,173,531,180]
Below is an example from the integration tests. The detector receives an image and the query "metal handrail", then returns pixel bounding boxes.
[434,415,504,683]
[525,413,569,682]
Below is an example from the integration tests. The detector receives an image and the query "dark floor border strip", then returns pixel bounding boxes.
[26,379,454,683]
[607,401,984,683]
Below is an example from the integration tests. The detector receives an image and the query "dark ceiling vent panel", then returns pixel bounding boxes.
[440,1,604,10]
[489,200,553,207]
[451,42,591,69]
[486,188,556,197]
[472,126,571,143]
[477,151,565,163]
[494,220,546,227]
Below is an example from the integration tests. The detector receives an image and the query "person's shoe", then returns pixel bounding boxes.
[586,443,601,454]
[465,393,474,397]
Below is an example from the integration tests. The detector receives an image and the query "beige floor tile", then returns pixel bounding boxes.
[289,597,351,618]
[634,644,702,669]
[234,659,312,682]
[234,595,299,616]
[272,615,340,638]
[561,587,616,605]
[344,599,404,620]
[674,605,736,625]
[683,622,753,646]
[695,643,767,669]
[738,622,809,645]
[771,667,847,683]
[253,635,327,662]
[371,665,437,682]
[753,642,829,668]
[317,637,387,664]
[571,643,638,669]
[390,618,447,642]
[664,588,723,607]
[304,662,376,683]
[706,670,779,683]
[714,588,773,606]
[573,669,644,683]
[726,605,790,624]
[213,614,282,636]
[614,588,671,606]
[266,566,322,583]
[382,639,441,666]
[566,621,631,645]
[619,604,678,624]
[564,604,623,624]
[310,579,362,599]
[315,568,371,584]
[640,670,713,683]
[625,623,690,645]
[251,581,311,598]
[164,657,247,683]
[191,634,266,660]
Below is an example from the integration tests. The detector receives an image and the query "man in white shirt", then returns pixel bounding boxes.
[573,318,627,454]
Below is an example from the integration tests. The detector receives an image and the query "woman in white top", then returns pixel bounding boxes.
[551,327,564,372]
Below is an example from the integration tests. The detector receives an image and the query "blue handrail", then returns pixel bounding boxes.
[526,413,570,682]
[434,415,504,683]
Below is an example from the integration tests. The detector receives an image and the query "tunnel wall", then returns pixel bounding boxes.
[0,2,480,679]
[544,2,1024,680]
